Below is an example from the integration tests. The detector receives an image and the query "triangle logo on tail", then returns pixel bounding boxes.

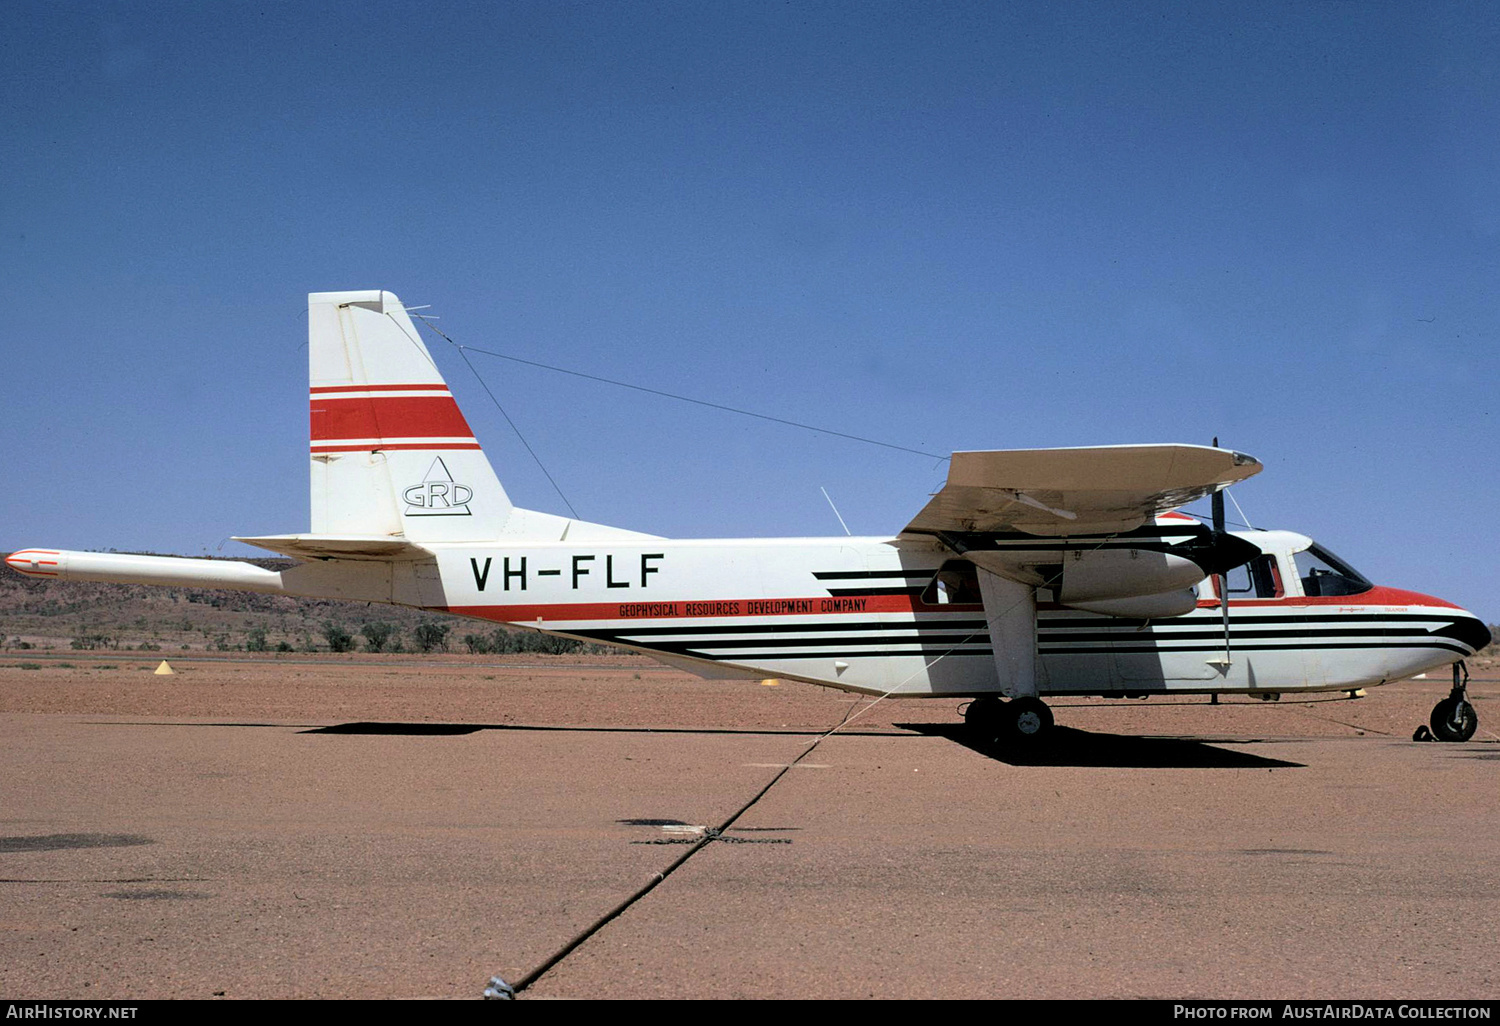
[402,457,474,517]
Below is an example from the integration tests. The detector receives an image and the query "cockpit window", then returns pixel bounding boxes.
[1293,544,1372,597]
[1223,554,1282,598]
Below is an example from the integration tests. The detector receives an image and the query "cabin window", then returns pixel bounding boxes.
[921,560,983,605]
[1293,544,1372,597]
[1223,554,1282,598]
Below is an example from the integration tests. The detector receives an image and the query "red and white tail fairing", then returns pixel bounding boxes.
[304,290,510,542]
[10,289,1489,745]
[239,291,653,562]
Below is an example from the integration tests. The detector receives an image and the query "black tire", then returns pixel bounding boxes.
[1430,698,1478,743]
[964,697,1003,733]
[964,698,1007,748]
[1005,696,1054,744]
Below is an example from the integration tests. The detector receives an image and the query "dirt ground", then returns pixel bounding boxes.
[0,649,1493,739]
[1,653,1496,1000]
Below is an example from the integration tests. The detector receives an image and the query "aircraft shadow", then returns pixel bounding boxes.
[300,721,896,738]
[107,719,1298,767]
[896,723,1305,769]
[305,721,1303,768]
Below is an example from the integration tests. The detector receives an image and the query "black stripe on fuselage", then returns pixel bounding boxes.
[568,627,1469,661]
[576,639,1471,662]
[1037,627,1461,644]
[1041,640,1474,656]
[554,603,1477,663]
[640,634,990,651]
[1038,612,1467,630]
[811,570,936,581]
[824,586,927,597]
[572,613,1460,639]
[632,640,1472,661]
[569,618,988,639]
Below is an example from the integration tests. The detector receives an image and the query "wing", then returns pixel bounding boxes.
[904,444,1262,538]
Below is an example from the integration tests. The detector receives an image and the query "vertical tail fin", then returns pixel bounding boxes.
[307,290,514,542]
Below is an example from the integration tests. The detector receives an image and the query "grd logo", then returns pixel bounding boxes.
[403,456,474,517]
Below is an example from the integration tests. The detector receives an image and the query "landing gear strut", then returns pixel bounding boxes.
[1428,661,1478,743]
[964,695,1054,746]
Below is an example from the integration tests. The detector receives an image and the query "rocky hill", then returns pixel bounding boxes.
[5,552,1490,661]
[0,553,604,656]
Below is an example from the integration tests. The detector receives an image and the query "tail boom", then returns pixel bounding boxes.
[6,547,415,607]
[7,549,286,593]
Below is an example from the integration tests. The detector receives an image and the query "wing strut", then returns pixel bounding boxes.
[1208,438,1232,672]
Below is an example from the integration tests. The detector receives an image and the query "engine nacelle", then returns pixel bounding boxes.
[1058,588,1198,618]
[967,547,1206,603]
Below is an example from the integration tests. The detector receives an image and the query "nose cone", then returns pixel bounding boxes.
[1371,588,1491,657]
[1442,614,1492,654]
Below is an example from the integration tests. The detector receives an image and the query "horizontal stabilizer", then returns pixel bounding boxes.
[906,444,1261,537]
[234,534,434,562]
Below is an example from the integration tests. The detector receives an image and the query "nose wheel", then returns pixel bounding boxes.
[1424,662,1478,743]
[964,695,1055,746]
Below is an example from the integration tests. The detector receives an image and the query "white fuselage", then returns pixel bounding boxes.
[10,524,1483,700]
[406,529,1480,698]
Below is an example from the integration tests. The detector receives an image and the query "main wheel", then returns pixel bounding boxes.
[1005,696,1054,744]
[963,696,1003,735]
[1430,698,1478,743]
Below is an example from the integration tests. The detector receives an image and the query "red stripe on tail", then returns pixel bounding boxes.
[310,395,474,443]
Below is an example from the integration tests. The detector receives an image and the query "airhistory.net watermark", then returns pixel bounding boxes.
[5,1007,137,1020]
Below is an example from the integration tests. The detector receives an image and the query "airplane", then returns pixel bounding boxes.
[7,290,1490,745]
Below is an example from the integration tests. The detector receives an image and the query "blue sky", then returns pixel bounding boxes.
[2,1,1496,618]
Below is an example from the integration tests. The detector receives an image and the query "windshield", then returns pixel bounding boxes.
[1293,544,1372,597]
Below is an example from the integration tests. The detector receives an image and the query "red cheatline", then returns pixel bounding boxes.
[1198,586,1458,610]
[445,593,964,623]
